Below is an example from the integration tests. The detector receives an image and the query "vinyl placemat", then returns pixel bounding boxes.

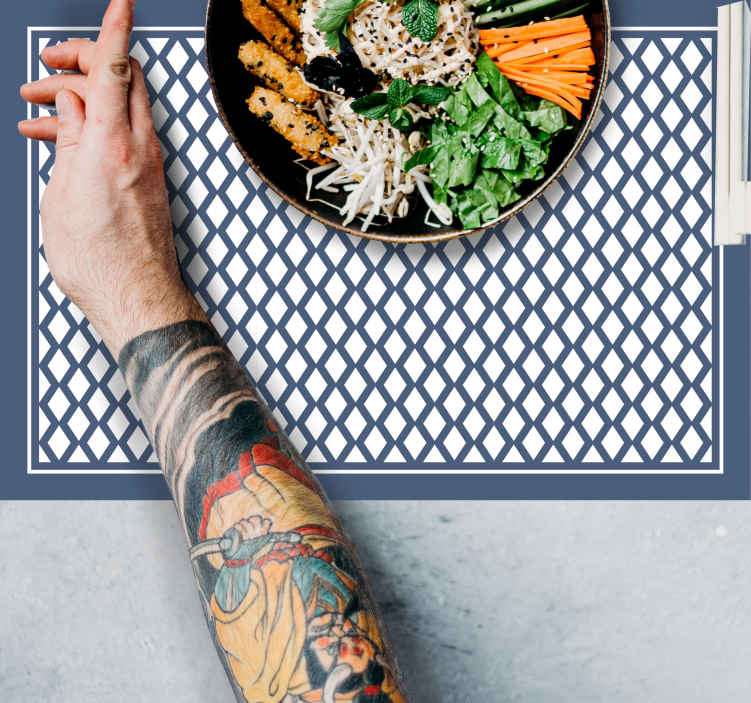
[8,0,750,498]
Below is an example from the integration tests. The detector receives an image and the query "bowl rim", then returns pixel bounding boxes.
[204,0,611,244]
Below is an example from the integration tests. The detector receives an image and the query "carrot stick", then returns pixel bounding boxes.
[517,62,592,71]
[485,42,523,59]
[498,65,584,106]
[523,44,595,61]
[521,84,582,118]
[500,33,592,63]
[483,14,594,119]
[503,39,589,64]
[503,72,587,102]
[514,47,595,67]
[524,69,594,85]
[560,83,591,98]
[478,15,587,43]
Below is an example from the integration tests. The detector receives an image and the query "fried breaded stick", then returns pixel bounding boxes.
[239,40,316,107]
[247,86,337,165]
[241,0,305,66]
[265,0,302,33]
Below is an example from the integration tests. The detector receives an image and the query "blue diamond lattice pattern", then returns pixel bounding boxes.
[31,30,716,470]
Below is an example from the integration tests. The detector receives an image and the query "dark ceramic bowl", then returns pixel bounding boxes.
[205,0,610,243]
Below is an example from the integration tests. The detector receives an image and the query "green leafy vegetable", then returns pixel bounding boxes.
[475,53,522,118]
[352,80,451,130]
[441,89,473,127]
[492,105,532,141]
[408,58,572,228]
[467,100,496,137]
[410,84,452,106]
[387,78,413,108]
[501,160,545,185]
[477,131,521,170]
[519,138,548,167]
[388,107,414,132]
[314,0,362,50]
[447,135,479,187]
[350,93,390,119]
[404,146,439,172]
[430,145,451,188]
[475,53,501,98]
[402,0,439,42]
[463,73,493,107]
[521,99,568,134]
[380,57,570,227]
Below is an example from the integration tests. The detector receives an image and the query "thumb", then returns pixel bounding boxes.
[55,89,85,156]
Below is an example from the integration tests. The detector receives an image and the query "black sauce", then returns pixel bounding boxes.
[303,34,378,98]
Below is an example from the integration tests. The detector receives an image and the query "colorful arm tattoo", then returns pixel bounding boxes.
[119,320,408,703]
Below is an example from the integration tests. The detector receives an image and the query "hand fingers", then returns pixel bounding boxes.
[54,90,86,161]
[128,59,154,136]
[20,73,88,105]
[87,0,135,128]
[40,38,96,74]
[18,115,59,142]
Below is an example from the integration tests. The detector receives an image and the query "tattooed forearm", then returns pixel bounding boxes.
[119,321,407,703]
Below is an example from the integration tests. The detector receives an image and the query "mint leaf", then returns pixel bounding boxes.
[402,0,438,43]
[387,79,412,108]
[410,84,452,106]
[388,107,414,132]
[351,92,390,118]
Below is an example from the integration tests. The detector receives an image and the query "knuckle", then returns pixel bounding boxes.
[108,55,132,82]
[56,135,79,152]
[109,138,134,165]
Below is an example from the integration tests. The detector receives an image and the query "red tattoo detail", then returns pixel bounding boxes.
[255,542,313,568]
[296,524,342,541]
[198,451,255,541]
[314,549,334,563]
[260,435,279,449]
[251,443,319,494]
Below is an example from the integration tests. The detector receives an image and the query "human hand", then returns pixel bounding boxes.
[232,516,273,541]
[18,0,205,356]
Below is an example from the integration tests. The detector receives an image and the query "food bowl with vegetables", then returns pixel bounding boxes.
[205,0,610,242]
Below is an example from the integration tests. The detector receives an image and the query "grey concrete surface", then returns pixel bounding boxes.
[0,501,749,702]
